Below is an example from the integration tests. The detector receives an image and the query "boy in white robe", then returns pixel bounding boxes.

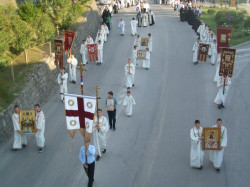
[192,38,200,65]
[103,23,109,42]
[209,118,227,173]
[80,40,88,65]
[134,35,141,49]
[214,75,231,109]
[148,33,152,53]
[57,67,68,102]
[95,33,104,46]
[190,120,204,169]
[197,22,205,39]
[86,34,94,44]
[118,18,125,36]
[132,45,138,67]
[123,91,136,117]
[210,39,217,66]
[93,109,109,161]
[12,105,27,151]
[142,48,150,70]
[97,40,103,65]
[35,104,45,153]
[67,54,78,84]
[125,59,135,89]
[214,54,221,82]
[130,17,138,36]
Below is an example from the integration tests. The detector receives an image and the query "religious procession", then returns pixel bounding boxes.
[1,0,249,186]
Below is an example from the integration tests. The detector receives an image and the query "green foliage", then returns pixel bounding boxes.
[207,8,216,15]
[244,16,250,28]
[215,9,246,27]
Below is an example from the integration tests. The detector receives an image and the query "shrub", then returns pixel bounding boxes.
[207,8,216,15]
[245,16,250,28]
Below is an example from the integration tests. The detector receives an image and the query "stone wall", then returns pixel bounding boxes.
[0,0,101,143]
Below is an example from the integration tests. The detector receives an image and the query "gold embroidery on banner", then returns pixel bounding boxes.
[68,99,74,106]
[70,120,77,126]
[87,102,93,109]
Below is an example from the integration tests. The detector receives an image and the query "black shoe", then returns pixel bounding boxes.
[132,84,135,87]
[127,87,130,90]
[22,144,27,148]
[86,62,88,64]
[212,64,214,66]
[96,155,101,161]
[12,148,18,151]
[218,105,222,109]
[109,126,112,129]
[216,168,220,173]
[221,104,225,108]
[209,55,211,58]
[199,165,203,170]
[39,147,44,153]
[73,81,76,84]
[102,149,106,154]
[113,127,116,131]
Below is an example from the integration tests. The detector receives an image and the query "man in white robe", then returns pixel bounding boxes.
[125,59,135,89]
[35,104,45,153]
[210,39,217,66]
[197,22,205,41]
[80,40,88,65]
[97,40,103,65]
[134,35,141,49]
[95,32,104,46]
[214,75,231,109]
[214,54,221,82]
[190,120,204,169]
[57,67,68,102]
[118,18,125,36]
[103,23,109,42]
[148,10,155,25]
[142,12,149,27]
[209,118,227,173]
[86,34,94,44]
[143,48,151,70]
[192,38,200,65]
[130,17,138,36]
[123,91,136,116]
[93,109,109,161]
[67,54,78,84]
[132,45,137,67]
[148,33,153,53]
[12,105,27,151]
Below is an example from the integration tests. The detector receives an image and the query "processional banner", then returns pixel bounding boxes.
[20,110,36,134]
[202,127,221,150]
[219,48,236,77]
[216,27,232,53]
[198,43,210,62]
[54,39,64,68]
[64,30,76,54]
[137,50,146,60]
[87,44,98,62]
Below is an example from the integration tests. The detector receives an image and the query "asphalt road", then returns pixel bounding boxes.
[0,5,250,187]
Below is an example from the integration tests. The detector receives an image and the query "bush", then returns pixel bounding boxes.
[245,16,250,28]
[207,8,216,15]
[215,9,246,27]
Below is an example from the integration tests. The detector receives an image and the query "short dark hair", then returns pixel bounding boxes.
[14,105,19,109]
[134,45,137,49]
[97,109,102,112]
[195,120,200,124]
[108,91,113,96]
[82,40,85,42]
[217,118,222,122]
[148,33,151,36]
[35,104,40,108]
[127,91,130,94]
[61,67,65,70]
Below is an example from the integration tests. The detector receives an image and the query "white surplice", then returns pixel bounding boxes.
[197,25,205,39]
[210,43,217,65]
[130,20,138,35]
[214,54,221,82]
[118,21,125,35]
[209,125,227,168]
[92,116,109,157]
[12,113,27,149]
[192,41,199,63]
[125,63,135,88]
[148,36,153,53]
[36,111,45,148]
[67,57,78,82]
[142,13,148,27]
[86,37,94,45]
[190,127,204,168]
[97,43,103,64]
[80,44,87,64]
[214,76,231,105]
[134,37,141,49]
[132,49,137,66]
[123,95,136,116]
[142,51,151,69]
[57,72,68,100]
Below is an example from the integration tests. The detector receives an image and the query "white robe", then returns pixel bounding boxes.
[214,76,231,105]
[36,111,45,148]
[80,44,87,64]
[209,125,227,168]
[104,25,109,42]
[86,37,94,44]
[214,54,221,82]
[143,51,151,69]
[192,41,199,63]
[123,95,136,116]
[149,12,155,25]
[67,57,78,82]
[210,43,217,65]
[125,63,135,88]
[118,21,125,35]
[197,25,205,41]
[148,37,152,52]
[12,113,27,149]
[57,72,68,100]
[92,116,109,157]
[142,13,148,27]
[130,20,138,35]
[97,43,103,64]
[132,49,137,66]
[190,127,204,168]
[134,37,141,49]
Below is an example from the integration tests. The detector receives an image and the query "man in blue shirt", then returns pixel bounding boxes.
[106,91,118,130]
[79,140,95,187]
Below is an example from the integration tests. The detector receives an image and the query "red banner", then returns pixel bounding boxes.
[54,39,64,68]
[64,30,76,54]
[216,27,232,53]
[219,48,236,77]
[87,44,98,62]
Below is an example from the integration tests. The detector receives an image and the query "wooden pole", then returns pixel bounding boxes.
[95,86,100,132]
[10,61,15,83]
[24,49,28,66]
[76,63,87,95]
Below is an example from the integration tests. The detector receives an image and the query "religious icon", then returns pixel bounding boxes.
[57,46,61,53]
[106,99,114,111]
[20,110,36,135]
[220,34,227,43]
[141,38,148,46]
[219,48,236,77]
[202,127,221,150]
[137,50,146,60]
[198,43,210,62]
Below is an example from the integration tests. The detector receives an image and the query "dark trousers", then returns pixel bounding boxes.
[84,162,95,187]
[107,109,116,129]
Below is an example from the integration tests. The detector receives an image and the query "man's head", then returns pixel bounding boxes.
[195,120,200,129]
[137,34,140,38]
[128,59,132,64]
[108,91,113,98]
[132,17,135,20]
[34,104,41,112]
[216,118,222,127]
[82,40,86,44]
[126,90,131,96]
[146,48,149,51]
[148,33,151,37]
[134,45,137,50]
[88,34,91,38]
[60,67,65,74]
[197,38,200,42]
[97,109,102,117]
[14,105,20,114]
[98,40,102,44]
[120,18,123,21]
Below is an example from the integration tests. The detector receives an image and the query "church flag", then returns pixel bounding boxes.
[54,39,64,68]
[87,44,98,62]
[64,30,76,54]
[216,27,232,53]
[219,48,236,77]
[198,43,210,62]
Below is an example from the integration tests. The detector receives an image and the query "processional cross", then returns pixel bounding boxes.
[76,63,87,95]
[56,25,60,36]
